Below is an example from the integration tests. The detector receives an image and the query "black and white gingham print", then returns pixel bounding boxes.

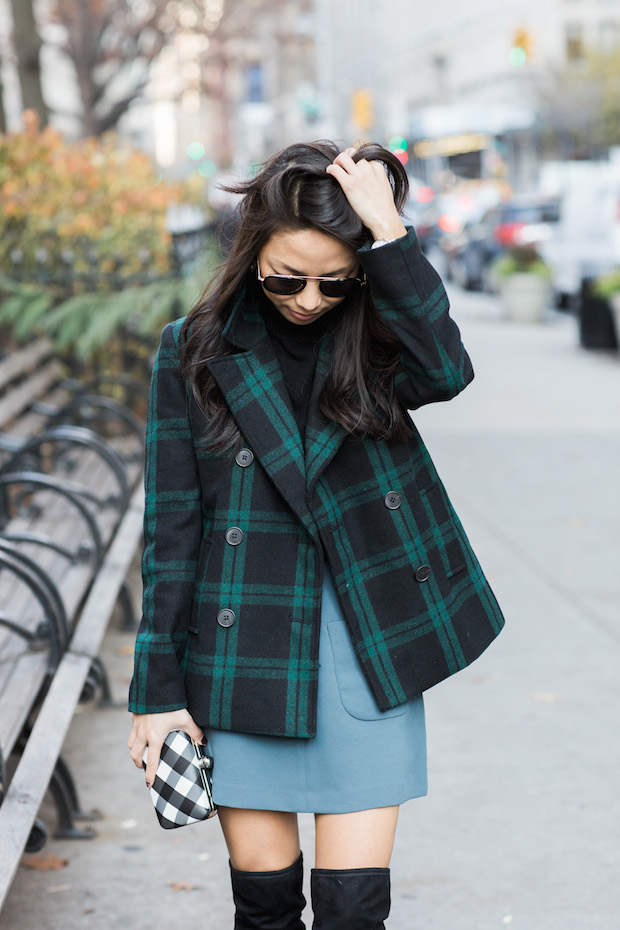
[146,730,217,829]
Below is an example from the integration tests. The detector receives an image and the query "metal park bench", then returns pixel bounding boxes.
[0,337,147,908]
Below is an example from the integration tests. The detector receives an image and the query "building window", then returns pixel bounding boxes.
[246,64,264,103]
[566,22,586,60]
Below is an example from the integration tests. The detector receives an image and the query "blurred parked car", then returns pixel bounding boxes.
[492,196,560,249]
[441,212,502,290]
[404,176,438,253]
[441,195,560,292]
[416,184,493,268]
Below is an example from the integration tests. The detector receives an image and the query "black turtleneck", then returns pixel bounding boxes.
[259,293,333,437]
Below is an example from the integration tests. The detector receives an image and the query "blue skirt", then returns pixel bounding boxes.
[204,565,427,814]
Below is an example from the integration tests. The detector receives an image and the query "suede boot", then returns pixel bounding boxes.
[230,853,306,929]
[310,867,391,929]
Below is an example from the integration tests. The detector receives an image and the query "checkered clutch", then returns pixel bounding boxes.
[144,730,217,829]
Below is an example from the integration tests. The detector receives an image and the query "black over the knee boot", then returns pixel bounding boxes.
[230,853,306,929]
[310,867,390,929]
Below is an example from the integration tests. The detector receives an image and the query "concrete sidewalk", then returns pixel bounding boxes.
[1,289,618,929]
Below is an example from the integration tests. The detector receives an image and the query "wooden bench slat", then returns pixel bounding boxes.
[0,362,63,431]
[0,483,144,906]
[71,483,143,657]
[0,653,49,753]
[0,340,54,394]
[0,652,90,902]
[0,334,146,908]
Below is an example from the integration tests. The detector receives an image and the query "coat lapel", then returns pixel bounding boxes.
[206,287,316,536]
[304,333,348,497]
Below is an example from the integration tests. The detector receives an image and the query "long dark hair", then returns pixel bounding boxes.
[181,140,411,453]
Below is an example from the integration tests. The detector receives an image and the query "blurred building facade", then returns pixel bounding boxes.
[143,0,318,178]
[2,0,619,188]
[314,0,620,189]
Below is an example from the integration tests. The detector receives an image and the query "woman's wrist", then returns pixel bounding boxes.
[368,220,407,243]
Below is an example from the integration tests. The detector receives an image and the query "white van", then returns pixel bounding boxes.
[538,160,620,302]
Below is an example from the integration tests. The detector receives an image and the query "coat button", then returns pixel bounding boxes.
[235,448,254,467]
[217,608,236,628]
[384,491,402,510]
[225,526,244,546]
[415,564,431,582]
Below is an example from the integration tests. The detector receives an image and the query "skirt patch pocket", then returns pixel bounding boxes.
[327,621,407,721]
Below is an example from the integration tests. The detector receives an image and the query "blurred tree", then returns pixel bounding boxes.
[8,0,49,128]
[538,46,620,158]
[0,111,180,277]
[0,112,217,362]
[48,0,210,136]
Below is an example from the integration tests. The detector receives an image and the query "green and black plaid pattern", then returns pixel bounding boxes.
[129,228,504,737]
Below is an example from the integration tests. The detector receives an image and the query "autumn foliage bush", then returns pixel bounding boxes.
[0,113,218,364]
[0,111,183,280]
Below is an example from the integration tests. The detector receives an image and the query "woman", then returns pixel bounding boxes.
[128,142,504,929]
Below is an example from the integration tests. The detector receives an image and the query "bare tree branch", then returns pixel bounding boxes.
[43,0,208,136]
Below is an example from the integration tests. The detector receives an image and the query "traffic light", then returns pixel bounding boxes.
[351,89,374,131]
[388,135,409,164]
[509,28,533,66]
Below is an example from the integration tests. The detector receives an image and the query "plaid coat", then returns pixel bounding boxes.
[129,228,504,737]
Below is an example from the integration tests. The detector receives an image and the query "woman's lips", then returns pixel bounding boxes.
[289,308,323,322]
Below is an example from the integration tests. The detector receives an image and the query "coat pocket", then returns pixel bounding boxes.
[327,621,407,721]
[419,483,467,579]
[189,536,212,633]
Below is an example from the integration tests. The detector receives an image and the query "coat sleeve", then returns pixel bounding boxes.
[357,226,474,409]
[128,320,203,714]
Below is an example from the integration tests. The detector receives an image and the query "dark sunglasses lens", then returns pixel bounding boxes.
[319,278,358,298]
[262,275,304,295]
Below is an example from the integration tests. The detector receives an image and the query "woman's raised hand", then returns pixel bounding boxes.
[326,149,407,243]
[128,708,204,788]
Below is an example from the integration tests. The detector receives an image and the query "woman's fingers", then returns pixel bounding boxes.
[128,714,148,770]
[127,717,138,749]
[128,709,205,786]
[327,151,406,241]
[330,150,359,172]
[143,735,164,788]
[181,719,206,743]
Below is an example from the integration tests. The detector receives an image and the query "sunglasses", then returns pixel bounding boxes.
[257,259,366,299]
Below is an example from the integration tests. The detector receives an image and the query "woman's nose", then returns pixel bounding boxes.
[295,281,323,311]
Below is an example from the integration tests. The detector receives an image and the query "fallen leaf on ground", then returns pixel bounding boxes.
[532,691,559,703]
[21,853,68,871]
[169,881,196,892]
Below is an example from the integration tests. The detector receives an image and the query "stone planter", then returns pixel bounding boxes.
[499,272,552,323]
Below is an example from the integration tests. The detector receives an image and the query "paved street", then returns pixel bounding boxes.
[1,286,619,930]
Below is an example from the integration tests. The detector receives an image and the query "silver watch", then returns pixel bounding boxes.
[370,238,396,249]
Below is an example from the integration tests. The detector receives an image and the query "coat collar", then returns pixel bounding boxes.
[207,283,348,528]
[220,277,266,350]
